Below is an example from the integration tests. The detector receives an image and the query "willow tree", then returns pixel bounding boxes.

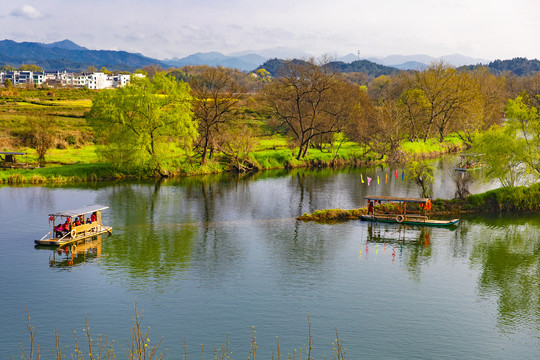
[88,73,197,176]
[262,59,359,160]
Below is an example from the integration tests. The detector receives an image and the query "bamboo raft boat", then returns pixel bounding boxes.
[35,204,112,247]
[360,195,459,228]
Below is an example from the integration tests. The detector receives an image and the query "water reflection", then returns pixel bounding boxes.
[99,181,197,288]
[465,218,540,333]
[363,223,434,278]
[1,165,539,359]
[38,235,104,269]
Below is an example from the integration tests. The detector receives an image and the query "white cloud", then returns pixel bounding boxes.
[10,5,44,20]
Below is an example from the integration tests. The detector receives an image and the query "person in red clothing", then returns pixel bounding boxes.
[368,200,374,215]
[90,212,97,223]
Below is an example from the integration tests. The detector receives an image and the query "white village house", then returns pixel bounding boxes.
[0,70,135,89]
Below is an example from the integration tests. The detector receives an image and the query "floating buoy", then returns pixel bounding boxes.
[396,215,404,223]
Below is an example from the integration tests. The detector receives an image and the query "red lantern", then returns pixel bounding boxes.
[49,216,54,225]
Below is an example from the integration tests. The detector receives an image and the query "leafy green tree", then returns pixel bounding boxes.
[4,78,12,88]
[1,65,16,71]
[88,73,197,176]
[17,64,43,72]
[474,126,527,187]
[255,68,271,83]
[505,94,540,176]
[87,66,97,73]
[406,160,435,198]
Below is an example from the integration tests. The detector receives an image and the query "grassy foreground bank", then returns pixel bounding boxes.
[298,183,540,222]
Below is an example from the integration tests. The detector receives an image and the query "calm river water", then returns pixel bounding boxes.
[1,158,539,359]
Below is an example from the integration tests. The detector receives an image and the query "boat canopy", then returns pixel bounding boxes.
[0,151,27,155]
[49,204,109,217]
[364,195,430,204]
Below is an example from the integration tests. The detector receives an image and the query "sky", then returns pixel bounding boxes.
[2,0,540,61]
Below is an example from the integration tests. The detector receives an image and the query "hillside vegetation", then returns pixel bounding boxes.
[1,58,539,184]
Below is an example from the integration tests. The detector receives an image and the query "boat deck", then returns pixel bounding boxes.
[361,214,459,227]
[35,225,112,246]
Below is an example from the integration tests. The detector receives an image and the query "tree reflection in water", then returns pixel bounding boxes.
[98,180,197,288]
[466,219,540,333]
[363,223,434,280]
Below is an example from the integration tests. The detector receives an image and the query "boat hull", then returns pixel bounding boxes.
[360,215,459,227]
[35,226,112,246]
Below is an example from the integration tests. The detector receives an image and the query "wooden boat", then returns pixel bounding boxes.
[35,204,112,247]
[454,153,483,172]
[360,195,459,228]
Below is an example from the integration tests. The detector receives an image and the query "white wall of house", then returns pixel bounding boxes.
[0,70,137,88]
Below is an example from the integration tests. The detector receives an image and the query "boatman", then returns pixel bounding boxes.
[368,200,374,215]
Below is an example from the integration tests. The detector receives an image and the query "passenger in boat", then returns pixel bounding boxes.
[90,212,97,223]
[368,201,374,215]
[74,217,81,226]
[54,223,64,238]
[61,220,71,236]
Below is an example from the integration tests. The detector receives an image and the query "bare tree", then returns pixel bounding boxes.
[345,91,407,162]
[262,59,359,160]
[190,66,245,164]
[26,115,57,162]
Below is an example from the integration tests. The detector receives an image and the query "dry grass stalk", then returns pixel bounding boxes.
[12,308,41,360]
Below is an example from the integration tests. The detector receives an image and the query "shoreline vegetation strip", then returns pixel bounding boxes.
[298,183,540,222]
[1,137,463,184]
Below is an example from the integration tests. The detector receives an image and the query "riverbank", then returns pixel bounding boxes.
[1,136,464,184]
[297,183,540,222]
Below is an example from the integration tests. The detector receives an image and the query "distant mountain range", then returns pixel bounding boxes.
[0,39,538,77]
[0,39,164,72]
[162,51,266,71]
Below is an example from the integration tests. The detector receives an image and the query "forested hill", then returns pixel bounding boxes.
[461,57,540,76]
[326,59,400,77]
[0,39,165,72]
[257,58,399,77]
[259,57,540,78]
